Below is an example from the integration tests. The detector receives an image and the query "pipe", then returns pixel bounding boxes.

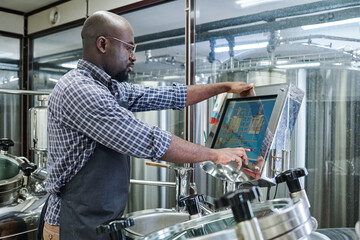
[29,4,360,69]
[196,6,360,42]
[185,0,195,171]
[0,89,51,95]
[134,0,360,43]
[130,179,176,188]
[282,34,360,43]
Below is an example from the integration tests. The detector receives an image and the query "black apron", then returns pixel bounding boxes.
[59,143,130,240]
[59,99,130,240]
[36,99,131,240]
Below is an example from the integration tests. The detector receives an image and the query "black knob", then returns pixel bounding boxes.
[96,218,134,240]
[178,194,205,215]
[215,190,235,209]
[215,186,262,223]
[0,138,14,152]
[19,162,37,177]
[275,168,308,193]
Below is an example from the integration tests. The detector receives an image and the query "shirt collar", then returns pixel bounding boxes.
[77,59,112,88]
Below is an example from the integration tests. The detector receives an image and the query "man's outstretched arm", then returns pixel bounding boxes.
[186,82,255,106]
[160,134,250,169]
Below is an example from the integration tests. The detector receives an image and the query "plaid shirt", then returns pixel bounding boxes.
[44,59,187,225]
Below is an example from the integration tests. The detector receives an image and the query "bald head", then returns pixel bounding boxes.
[80,11,136,82]
[81,11,132,50]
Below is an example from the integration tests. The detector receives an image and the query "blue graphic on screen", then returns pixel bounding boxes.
[213,96,276,162]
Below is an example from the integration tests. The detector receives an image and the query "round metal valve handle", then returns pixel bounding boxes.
[19,162,37,177]
[96,218,134,240]
[275,168,308,193]
[0,138,14,152]
[179,194,205,216]
[215,186,262,223]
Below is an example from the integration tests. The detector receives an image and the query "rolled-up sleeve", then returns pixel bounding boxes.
[116,82,187,112]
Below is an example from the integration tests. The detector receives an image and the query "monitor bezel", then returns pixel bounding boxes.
[210,94,278,153]
[206,83,290,159]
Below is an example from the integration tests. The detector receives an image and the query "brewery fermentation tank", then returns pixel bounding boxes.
[29,94,49,168]
[0,148,24,206]
[29,95,48,152]
[193,65,360,229]
[126,168,315,240]
[0,139,48,239]
[142,198,315,240]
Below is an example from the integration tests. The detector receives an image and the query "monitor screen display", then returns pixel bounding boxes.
[211,95,277,162]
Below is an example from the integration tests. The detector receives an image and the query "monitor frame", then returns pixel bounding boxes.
[206,84,289,154]
[209,94,278,162]
[202,83,304,184]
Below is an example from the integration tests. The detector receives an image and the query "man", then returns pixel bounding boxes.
[42,11,254,240]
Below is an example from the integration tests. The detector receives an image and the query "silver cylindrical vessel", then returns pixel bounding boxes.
[141,198,314,240]
[28,95,48,152]
[0,153,24,206]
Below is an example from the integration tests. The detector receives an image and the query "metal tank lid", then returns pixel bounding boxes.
[141,198,313,240]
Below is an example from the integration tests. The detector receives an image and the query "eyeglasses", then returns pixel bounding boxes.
[105,36,137,54]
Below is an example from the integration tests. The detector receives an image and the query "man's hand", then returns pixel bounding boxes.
[186,82,255,106]
[212,147,251,170]
[241,156,264,179]
[226,82,255,97]
[161,135,252,170]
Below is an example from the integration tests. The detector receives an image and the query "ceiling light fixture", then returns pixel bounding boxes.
[9,76,19,82]
[163,76,180,80]
[48,78,59,82]
[301,17,360,30]
[276,62,320,69]
[235,0,281,8]
[61,63,77,69]
[215,42,268,53]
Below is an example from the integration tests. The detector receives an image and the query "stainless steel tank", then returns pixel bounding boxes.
[125,209,190,239]
[141,198,315,240]
[0,169,48,240]
[28,95,48,152]
[194,44,360,228]
[0,139,48,239]
[0,151,24,206]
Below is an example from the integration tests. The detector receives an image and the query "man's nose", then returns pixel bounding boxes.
[130,52,136,62]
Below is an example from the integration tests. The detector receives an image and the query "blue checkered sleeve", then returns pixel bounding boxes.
[115,82,187,112]
[61,81,177,160]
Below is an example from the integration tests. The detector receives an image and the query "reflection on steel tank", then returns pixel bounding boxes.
[28,95,49,169]
[126,80,184,214]
[193,44,360,229]
[0,139,48,240]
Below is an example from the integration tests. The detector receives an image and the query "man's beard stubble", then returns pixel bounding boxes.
[114,69,128,82]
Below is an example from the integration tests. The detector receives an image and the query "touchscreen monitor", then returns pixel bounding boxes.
[211,95,277,162]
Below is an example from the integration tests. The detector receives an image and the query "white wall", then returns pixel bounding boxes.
[0,12,23,35]
[88,0,142,14]
[28,0,143,35]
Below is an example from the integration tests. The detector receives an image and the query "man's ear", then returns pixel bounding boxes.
[96,36,107,54]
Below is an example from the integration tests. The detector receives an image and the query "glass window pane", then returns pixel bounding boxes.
[123,1,185,212]
[0,36,21,155]
[194,0,360,229]
[33,26,82,91]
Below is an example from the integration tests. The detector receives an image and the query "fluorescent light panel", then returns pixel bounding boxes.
[236,0,281,8]
[276,62,320,69]
[61,63,77,69]
[48,78,59,82]
[163,76,180,80]
[9,76,19,82]
[215,42,268,53]
[301,17,360,30]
